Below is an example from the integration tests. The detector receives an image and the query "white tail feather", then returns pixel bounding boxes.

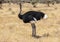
[44,14,48,19]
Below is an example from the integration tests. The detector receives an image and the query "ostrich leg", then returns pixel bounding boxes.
[30,21,41,38]
[31,22,36,37]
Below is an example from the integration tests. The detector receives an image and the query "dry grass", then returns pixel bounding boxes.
[0,3,60,42]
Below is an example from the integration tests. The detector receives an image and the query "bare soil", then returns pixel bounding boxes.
[0,3,60,42]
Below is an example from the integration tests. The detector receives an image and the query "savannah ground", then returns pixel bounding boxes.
[0,3,60,42]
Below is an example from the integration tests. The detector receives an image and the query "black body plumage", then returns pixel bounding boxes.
[18,11,45,23]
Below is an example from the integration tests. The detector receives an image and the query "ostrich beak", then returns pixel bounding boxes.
[43,14,48,19]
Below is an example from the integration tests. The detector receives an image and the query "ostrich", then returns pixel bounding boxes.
[18,3,48,38]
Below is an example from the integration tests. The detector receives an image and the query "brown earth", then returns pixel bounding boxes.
[0,3,60,42]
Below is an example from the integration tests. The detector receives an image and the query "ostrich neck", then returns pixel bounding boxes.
[18,3,23,19]
[20,2,23,15]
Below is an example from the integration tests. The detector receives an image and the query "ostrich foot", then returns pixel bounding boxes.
[32,35,41,38]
